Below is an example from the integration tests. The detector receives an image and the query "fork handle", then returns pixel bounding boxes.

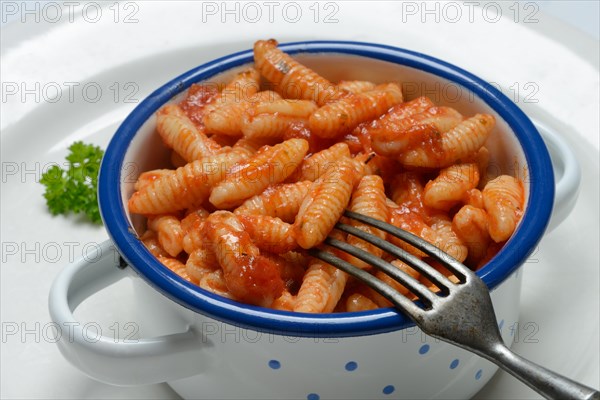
[486,344,599,400]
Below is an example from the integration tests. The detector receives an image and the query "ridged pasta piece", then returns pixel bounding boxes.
[220,68,261,101]
[140,230,168,258]
[128,148,251,214]
[157,256,193,282]
[294,157,358,249]
[204,90,280,137]
[482,175,524,242]
[346,175,388,269]
[289,142,351,182]
[346,293,379,312]
[337,80,376,93]
[271,290,296,311]
[209,138,309,209]
[156,104,221,162]
[230,136,271,157]
[180,207,210,232]
[234,181,312,223]
[242,99,318,139]
[204,211,284,306]
[202,68,261,136]
[251,90,282,103]
[248,98,318,118]
[429,215,468,262]
[371,106,463,157]
[398,114,495,168]
[308,83,403,138]
[468,146,490,184]
[181,208,210,254]
[348,157,370,178]
[238,214,297,253]
[221,90,284,131]
[253,39,340,106]
[361,96,433,151]
[186,247,218,282]
[293,258,347,313]
[243,120,301,145]
[423,163,480,211]
[182,227,205,255]
[452,205,491,264]
[204,110,248,136]
[147,214,184,257]
[198,269,235,299]
[134,169,172,191]
[375,96,435,124]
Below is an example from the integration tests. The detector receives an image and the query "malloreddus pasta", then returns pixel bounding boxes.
[129,39,525,312]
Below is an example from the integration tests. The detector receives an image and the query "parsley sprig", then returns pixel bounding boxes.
[40,141,104,224]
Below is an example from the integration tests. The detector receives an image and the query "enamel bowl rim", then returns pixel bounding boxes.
[98,40,554,337]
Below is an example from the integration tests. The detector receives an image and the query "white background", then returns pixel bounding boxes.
[1,1,599,399]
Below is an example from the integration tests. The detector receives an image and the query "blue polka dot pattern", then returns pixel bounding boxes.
[476,369,483,380]
[268,360,280,370]
[307,393,320,400]
[383,385,395,395]
[450,359,459,369]
[419,344,430,354]
[345,361,358,371]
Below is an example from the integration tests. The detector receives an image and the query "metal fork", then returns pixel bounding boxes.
[309,210,599,400]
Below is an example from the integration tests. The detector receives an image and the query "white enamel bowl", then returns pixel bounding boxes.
[49,41,581,399]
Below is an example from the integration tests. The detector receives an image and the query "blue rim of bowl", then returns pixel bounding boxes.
[99,41,554,337]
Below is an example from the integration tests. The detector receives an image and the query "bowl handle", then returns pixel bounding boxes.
[533,120,582,232]
[48,240,206,386]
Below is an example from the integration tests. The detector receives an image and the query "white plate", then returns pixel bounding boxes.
[1,2,598,399]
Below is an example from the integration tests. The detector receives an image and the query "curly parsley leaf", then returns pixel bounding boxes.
[40,141,104,224]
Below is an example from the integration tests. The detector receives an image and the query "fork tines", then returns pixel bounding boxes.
[308,210,473,313]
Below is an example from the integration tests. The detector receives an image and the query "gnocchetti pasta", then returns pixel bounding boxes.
[128,39,525,312]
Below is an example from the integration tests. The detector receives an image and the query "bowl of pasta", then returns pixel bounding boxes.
[49,39,580,399]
